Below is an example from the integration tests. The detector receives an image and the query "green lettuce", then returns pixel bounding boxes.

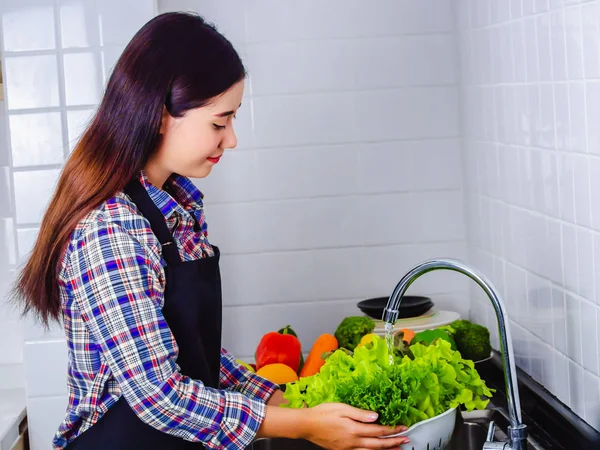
[282,336,494,427]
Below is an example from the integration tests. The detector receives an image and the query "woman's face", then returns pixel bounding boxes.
[150,80,244,183]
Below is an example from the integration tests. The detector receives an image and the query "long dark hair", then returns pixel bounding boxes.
[14,12,245,326]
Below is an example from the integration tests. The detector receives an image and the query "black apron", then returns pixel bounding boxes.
[66,179,222,450]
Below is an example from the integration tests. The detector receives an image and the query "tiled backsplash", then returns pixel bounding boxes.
[158,0,468,359]
[458,0,600,430]
[0,92,24,390]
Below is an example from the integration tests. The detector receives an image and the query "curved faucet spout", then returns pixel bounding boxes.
[383,258,527,450]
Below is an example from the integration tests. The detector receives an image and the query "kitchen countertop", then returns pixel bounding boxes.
[0,388,26,450]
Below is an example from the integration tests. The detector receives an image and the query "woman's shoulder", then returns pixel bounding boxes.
[67,191,159,256]
[58,191,165,288]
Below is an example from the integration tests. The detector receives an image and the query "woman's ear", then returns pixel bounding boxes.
[160,106,172,135]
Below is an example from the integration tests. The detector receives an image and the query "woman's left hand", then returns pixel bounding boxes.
[267,389,288,407]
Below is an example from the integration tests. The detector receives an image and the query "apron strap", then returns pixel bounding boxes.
[124,178,182,266]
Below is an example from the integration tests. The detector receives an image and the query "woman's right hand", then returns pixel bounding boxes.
[301,403,410,450]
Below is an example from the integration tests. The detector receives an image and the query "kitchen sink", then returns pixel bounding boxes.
[247,408,545,450]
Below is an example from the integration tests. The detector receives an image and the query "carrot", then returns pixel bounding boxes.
[299,334,339,378]
[397,328,415,344]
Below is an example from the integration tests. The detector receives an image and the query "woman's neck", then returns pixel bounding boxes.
[144,160,172,188]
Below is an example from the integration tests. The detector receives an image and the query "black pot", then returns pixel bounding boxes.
[357,296,434,320]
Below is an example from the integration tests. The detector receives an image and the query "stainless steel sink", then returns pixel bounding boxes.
[247,408,545,450]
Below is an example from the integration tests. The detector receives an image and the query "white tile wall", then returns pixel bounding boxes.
[459,0,600,430]
[4,55,60,110]
[9,113,63,167]
[0,81,22,391]
[158,0,467,359]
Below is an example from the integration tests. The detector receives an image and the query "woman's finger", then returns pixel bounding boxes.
[355,436,411,449]
[352,422,408,437]
[336,404,380,423]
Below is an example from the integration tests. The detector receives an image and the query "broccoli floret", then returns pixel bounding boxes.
[411,329,457,350]
[448,319,471,333]
[449,320,492,361]
[334,316,375,350]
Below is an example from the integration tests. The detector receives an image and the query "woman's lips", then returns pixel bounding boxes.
[207,156,221,164]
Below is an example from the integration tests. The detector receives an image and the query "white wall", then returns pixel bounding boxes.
[156,0,469,361]
[0,94,25,391]
[458,0,600,429]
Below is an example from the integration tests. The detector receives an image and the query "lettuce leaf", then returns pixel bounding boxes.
[282,336,494,427]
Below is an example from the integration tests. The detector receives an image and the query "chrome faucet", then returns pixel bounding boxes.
[382,258,528,450]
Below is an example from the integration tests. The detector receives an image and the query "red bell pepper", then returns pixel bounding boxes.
[255,331,302,372]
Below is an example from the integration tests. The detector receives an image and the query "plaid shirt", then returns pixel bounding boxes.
[54,171,278,449]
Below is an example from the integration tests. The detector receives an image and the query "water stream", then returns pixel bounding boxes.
[384,321,395,365]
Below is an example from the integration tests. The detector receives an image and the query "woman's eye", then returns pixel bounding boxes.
[213,114,236,130]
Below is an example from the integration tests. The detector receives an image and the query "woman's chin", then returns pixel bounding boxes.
[181,165,213,179]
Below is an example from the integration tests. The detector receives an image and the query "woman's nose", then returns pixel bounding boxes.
[221,123,237,150]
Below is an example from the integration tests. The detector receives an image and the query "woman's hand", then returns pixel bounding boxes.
[301,403,410,450]
[267,389,288,407]
[257,401,409,449]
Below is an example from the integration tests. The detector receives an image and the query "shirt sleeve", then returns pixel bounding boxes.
[67,221,265,449]
[219,348,279,402]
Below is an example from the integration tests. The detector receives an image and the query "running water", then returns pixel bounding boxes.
[384,321,395,365]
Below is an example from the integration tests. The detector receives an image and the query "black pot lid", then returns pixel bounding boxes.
[357,296,434,320]
[357,296,432,310]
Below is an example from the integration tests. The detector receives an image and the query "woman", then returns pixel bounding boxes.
[15,12,410,450]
